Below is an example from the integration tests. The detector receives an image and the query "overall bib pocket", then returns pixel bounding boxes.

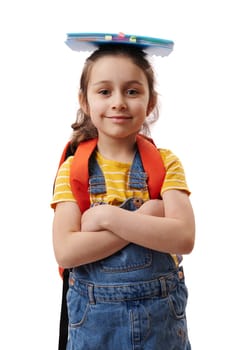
[100,244,153,273]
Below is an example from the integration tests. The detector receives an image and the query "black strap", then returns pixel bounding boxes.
[58,269,69,350]
[56,144,76,349]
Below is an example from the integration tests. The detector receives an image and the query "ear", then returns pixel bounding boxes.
[147,94,157,115]
[78,90,89,115]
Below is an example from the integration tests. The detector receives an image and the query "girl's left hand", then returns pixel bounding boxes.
[81,204,115,232]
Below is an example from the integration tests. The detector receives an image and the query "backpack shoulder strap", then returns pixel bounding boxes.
[53,142,75,194]
[136,134,165,199]
[58,142,74,166]
[70,138,98,213]
[54,138,98,212]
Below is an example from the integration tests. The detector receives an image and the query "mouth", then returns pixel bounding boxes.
[105,115,132,124]
[105,115,132,120]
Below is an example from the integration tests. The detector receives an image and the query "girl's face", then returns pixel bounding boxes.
[82,55,154,141]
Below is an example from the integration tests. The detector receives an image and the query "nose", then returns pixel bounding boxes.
[112,92,127,110]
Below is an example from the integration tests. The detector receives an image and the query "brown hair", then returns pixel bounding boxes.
[70,44,159,151]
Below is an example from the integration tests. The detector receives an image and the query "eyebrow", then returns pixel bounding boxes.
[92,80,143,86]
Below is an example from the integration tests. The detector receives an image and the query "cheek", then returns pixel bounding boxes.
[88,96,105,113]
[132,101,149,115]
[88,100,106,127]
[89,104,103,120]
[138,101,152,117]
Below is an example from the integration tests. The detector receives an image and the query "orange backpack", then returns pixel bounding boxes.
[55,134,166,350]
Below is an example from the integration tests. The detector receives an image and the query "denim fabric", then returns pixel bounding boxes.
[66,150,191,349]
[88,152,106,195]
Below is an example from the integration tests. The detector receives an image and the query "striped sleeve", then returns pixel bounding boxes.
[50,156,76,209]
[159,149,190,195]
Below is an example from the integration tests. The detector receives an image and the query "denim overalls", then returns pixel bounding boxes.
[66,150,191,350]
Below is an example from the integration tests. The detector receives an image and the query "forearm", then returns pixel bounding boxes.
[86,191,195,255]
[58,200,163,267]
[53,229,128,269]
[53,202,128,269]
[106,209,193,254]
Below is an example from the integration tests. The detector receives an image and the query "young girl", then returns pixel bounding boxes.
[51,41,195,349]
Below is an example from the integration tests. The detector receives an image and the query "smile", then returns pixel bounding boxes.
[105,116,132,120]
[105,116,133,124]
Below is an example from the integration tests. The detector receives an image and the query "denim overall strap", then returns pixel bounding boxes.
[88,152,106,195]
[128,151,148,191]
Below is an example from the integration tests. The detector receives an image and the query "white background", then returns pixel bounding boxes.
[0,1,232,349]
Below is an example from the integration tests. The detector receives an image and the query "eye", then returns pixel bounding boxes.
[98,89,110,96]
[126,89,138,96]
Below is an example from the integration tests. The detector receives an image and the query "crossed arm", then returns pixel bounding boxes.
[52,190,195,269]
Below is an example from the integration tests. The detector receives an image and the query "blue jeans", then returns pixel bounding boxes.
[67,267,190,349]
[66,151,191,349]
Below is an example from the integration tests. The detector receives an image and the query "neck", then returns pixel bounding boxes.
[97,134,137,162]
